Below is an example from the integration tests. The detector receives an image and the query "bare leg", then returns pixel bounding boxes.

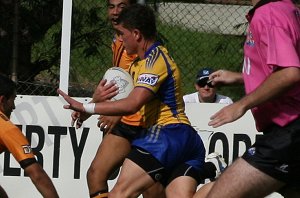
[206,158,285,198]
[193,182,214,198]
[142,183,165,198]
[109,158,155,198]
[166,176,198,198]
[0,185,8,198]
[87,133,131,196]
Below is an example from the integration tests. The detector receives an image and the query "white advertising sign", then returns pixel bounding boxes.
[0,96,281,197]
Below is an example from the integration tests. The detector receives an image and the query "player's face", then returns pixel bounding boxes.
[107,0,130,28]
[0,92,16,118]
[115,24,138,55]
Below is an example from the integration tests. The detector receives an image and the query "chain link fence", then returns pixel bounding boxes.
[1,0,268,101]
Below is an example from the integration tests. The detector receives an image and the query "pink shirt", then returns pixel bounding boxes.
[243,0,300,131]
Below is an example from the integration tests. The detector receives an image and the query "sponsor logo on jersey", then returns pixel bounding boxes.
[22,145,32,154]
[245,31,255,47]
[137,73,158,86]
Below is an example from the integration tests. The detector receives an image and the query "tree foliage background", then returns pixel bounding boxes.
[0,0,112,95]
[0,0,262,100]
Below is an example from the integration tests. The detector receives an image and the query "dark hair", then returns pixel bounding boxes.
[129,0,137,4]
[106,0,137,5]
[117,4,157,40]
[0,74,16,98]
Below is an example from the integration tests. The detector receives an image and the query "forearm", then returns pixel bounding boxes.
[232,72,244,84]
[32,175,59,198]
[238,67,300,110]
[93,99,138,115]
[210,70,244,85]
[25,163,59,198]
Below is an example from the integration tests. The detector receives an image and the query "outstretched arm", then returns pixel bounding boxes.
[209,67,300,128]
[209,70,244,86]
[58,87,153,116]
[24,163,59,198]
[69,79,119,128]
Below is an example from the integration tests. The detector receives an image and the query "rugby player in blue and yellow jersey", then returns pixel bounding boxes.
[58,4,205,198]
[71,1,164,198]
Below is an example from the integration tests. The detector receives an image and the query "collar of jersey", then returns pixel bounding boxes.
[144,41,162,58]
[247,0,281,17]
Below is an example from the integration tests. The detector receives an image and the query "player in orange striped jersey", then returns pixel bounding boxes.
[110,33,143,127]
[0,74,59,198]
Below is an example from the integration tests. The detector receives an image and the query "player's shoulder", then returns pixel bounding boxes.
[0,115,19,136]
[131,57,141,65]
[147,49,174,72]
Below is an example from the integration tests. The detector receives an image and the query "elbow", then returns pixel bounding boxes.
[123,101,141,115]
[126,106,140,115]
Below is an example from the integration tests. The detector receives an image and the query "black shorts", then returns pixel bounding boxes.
[127,147,201,187]
[242,118,300,191]
[110,122,143,142]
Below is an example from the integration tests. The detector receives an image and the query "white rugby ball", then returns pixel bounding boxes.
[103,67,134,100]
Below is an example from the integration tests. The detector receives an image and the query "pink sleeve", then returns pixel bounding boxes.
[262,25,300,67]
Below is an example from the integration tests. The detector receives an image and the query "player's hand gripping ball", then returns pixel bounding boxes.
[103,67,134,100]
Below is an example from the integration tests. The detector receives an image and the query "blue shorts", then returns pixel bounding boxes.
[132,123,205,171]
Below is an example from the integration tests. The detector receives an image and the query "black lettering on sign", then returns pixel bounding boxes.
[3,151,21,176]
[26,125,45,167]
[208,132,229,164]
[3,125,23,176]
[69,127,89,179]
[2,125,92,179]
[3,125,22,176]
[48,126,68,178]
[232,134,252,161]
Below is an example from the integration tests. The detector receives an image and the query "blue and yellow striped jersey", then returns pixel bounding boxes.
[130,42,190,127]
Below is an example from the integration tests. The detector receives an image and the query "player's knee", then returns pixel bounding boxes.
[166,185,194,198]
[87,165,106,183]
